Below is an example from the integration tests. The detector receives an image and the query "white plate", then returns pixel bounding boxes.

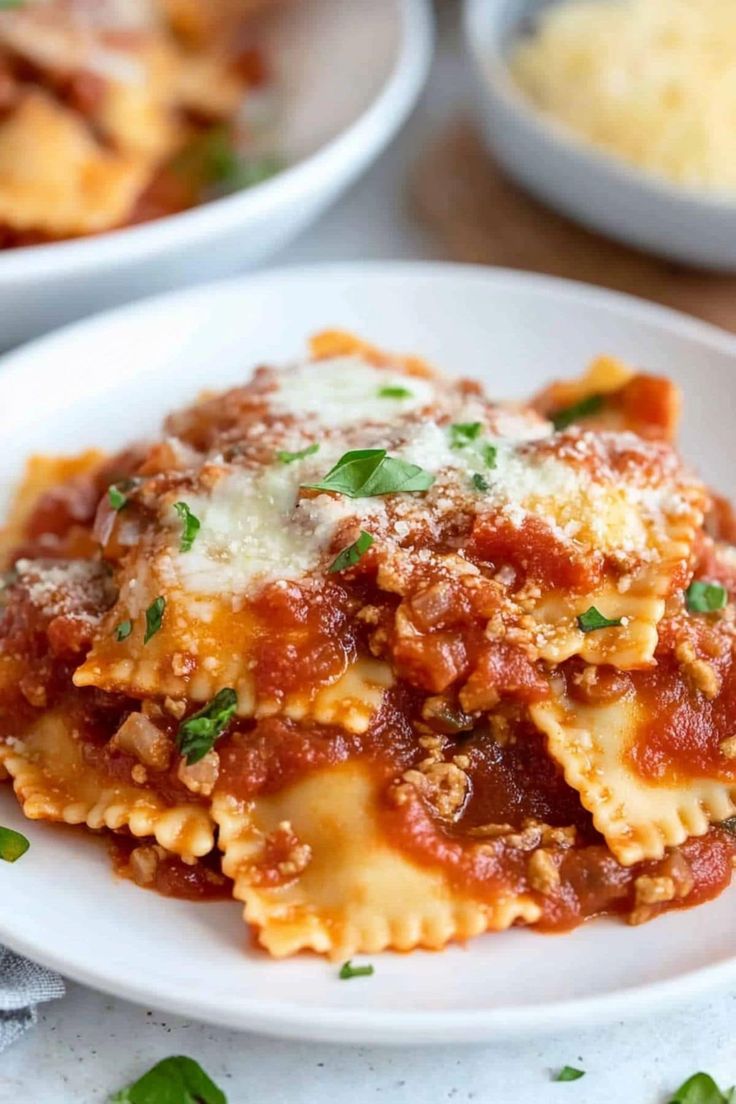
[0,0,431,349]
[2,263,736,1045]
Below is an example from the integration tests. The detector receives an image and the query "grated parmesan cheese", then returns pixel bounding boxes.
[510,0,736,193]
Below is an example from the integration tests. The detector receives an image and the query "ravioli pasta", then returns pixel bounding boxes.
[2,332,736,959]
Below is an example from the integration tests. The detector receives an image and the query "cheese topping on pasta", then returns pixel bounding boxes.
[2,332,734,959]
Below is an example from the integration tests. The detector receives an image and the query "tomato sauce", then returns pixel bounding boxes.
[109,835,231,902]
[377,722,736,928]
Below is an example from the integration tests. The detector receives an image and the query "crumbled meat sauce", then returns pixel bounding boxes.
[1,349,735,938]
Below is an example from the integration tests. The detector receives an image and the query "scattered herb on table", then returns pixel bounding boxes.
[110,1055,227,1104]
[0,826,29,863]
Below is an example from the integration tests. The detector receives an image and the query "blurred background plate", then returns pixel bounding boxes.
[2,262,736,1045]
[0,0,432,349]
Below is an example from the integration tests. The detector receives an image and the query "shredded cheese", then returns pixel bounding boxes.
[510,0,736,193]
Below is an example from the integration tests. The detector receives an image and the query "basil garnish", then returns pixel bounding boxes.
[143,597,165,644]
[277,443,319,465]
[110,1055,227,1104]
[378,385,412,399]
[177,688,238,765]
[115,620,132,642]
[173,502,201,553]
[338,960,374,980]
[328,531,374,573]
[554,1067,585,1083]
[552,394,603,431]
[685,580,728,613]
[577,607,623,633]
[0,826,29,863]
[668,1073,734,1104]
[450,422,482,447]
[303,449,434,498]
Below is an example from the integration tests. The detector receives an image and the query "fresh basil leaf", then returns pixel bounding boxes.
[0,826,29,863]
[110,1055,227,1104]
[471,473,489,492]
[303,449,434,498]
[554,1067,585,1083]
[144,597,166,644]
[107,478,140,512]
[577,606,623,633]
[482,443,498,469]
[685,580,728,613]
[378,385,412,399]
[177,688,238,765]
[277,443,319,465]
[108,484,129,511]
[173,502,201,553]
[0,1,25,8]
[450,422,482,448]
[115,620,133,642]
[669,1072,734,1104]
[338,960,374,980]
[552,394,603,431]
[328,531,374,573]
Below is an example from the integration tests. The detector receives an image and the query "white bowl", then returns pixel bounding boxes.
[0,0,432,349]
[3,262,736,1044]
[463,0,736,272]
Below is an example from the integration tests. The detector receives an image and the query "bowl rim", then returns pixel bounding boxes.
[0,0,432,283]
[3,259,736,1043]
[462,0,736,215]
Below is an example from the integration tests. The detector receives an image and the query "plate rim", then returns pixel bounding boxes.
[3,260,736,1043]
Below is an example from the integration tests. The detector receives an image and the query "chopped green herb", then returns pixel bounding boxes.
[0,826,29,863]
[685,580,728,614]
[554,1067,585,1083]
[471,473,489,492]
[338,960,374,980]
[328,531,374,573]
[177,687,238,765]
[110,1055,227,1104]
[482,443,498,469]
[551,393,604,431]
[108,484,129,511]
[0,1,25,8]
[303,449,434,498]
[175,124,282,195]
[719,816,736,836]
[378,385,412,399]
[577,606,623,633]
[107,478,139,512]
[143,597,165,644]
[668,1072,735,1104]
[450,422,482,448]
[115,620,133,642]
[277,443,319,465]
[174,502,201,553]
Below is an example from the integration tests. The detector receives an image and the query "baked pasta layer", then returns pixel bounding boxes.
[2,332,735,959]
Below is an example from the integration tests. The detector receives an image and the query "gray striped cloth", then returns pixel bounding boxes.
[0,947,65,1052]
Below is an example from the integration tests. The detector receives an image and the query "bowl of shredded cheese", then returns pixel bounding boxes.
[464,0,736,270]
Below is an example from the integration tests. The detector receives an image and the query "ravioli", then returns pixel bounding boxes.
[1,333,734,959]
[213,763,541,959]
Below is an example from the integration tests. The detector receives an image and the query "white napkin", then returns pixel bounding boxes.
[0,946,65,1052]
